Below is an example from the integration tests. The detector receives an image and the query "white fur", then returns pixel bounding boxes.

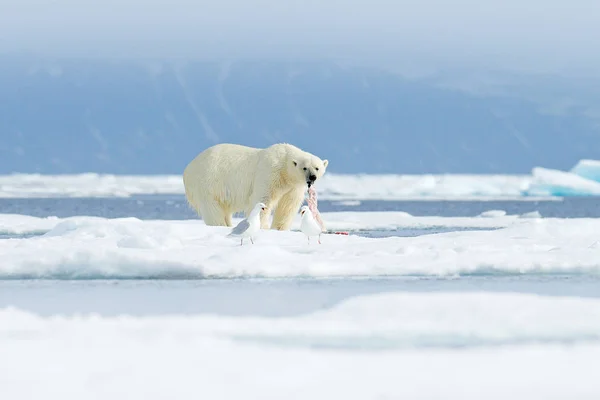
[183,143,328,230]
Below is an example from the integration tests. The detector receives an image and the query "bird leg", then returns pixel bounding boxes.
[240,238,243,246]
[250,237,254,244]
[318,234,321,244]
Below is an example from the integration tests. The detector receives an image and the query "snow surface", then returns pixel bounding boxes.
[315,173,533,200]
[0,211,522,235]
[1,292,600,399]
[0,173,184,198]
[4,162,600,398]
[477,209,507,218]
[0,171,551,200]
[0,212,598,279]
[4,158,600,199]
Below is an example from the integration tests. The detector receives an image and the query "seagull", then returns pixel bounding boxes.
[299,205,323,244]
[228,202,267,245]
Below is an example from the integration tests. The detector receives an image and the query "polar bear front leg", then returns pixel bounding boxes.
[248,194,282,230]
[271,188,305,230]
[256,198,281,229]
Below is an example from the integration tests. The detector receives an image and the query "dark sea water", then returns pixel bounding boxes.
[1,195,599,317]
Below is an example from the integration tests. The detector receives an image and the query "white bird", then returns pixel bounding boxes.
[299,205,323,244]
[228,202,267,245]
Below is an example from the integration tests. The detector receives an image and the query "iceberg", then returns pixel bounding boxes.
[524,167,600,197]
[571,159,600,182]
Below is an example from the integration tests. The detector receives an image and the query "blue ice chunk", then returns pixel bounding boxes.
[523,167,600,197]
[571,160,600,183]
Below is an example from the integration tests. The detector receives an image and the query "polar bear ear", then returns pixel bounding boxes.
[323,160,329,168]
[293,160,298,167]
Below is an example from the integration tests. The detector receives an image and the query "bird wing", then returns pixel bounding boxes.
[229,218,250,235]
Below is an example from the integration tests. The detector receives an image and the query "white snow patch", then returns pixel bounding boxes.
[520,211,543,219]
[3,161,600,199]
[0,173,551,200]
[1,213,599,279]
[321,173,535,200]
[3,291,600,349]
[0,211,516,236]
[0,214,64,234]
[478,210,507,218]
[1,292,600,398]
[332,200,362,206]
[0,173,184,198]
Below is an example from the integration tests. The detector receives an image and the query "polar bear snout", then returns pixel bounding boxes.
[307,174,317,187]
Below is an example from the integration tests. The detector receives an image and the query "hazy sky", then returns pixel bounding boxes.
[1,0,599,75]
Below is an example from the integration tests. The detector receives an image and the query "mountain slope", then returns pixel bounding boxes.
[0,57,598,174]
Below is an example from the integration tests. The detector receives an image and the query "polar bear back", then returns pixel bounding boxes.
[183,143,262,208]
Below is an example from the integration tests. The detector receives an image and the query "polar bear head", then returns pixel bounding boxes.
[291,155,329,188]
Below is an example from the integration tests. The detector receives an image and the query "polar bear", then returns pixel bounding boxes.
[183,143,329,230]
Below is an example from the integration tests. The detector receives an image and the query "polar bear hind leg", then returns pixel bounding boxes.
[183,169,233,227]
[197,198,232,227]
